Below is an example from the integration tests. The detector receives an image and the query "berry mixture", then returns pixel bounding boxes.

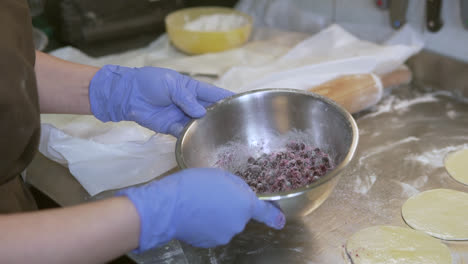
[215,142,334,194]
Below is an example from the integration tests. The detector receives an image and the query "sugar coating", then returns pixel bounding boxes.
[215,141,334,194]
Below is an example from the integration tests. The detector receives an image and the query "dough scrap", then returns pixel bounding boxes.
[402,188,468,240]
[444,148,468,185]
[346,225,452,264]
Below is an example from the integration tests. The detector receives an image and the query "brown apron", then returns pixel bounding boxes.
[0,0,41,213]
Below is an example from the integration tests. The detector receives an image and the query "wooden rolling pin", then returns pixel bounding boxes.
[308,66,412,114]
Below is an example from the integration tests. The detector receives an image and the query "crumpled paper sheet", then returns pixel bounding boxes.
[40,24,423,196]
[214,24,423,93]
[153,29,308,77]
[39,116,176,196]
[49,35,184,68]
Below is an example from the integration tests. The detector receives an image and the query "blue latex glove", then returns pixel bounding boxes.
[89,65,234,137]
[117,168,286,253]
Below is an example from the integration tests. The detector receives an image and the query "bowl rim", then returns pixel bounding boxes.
[165,6,253,33]
[175,88,359,201]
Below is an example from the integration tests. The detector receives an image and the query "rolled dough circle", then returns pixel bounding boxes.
[402,188,468,240]
[346,225,451,264]
[444,148,468,185]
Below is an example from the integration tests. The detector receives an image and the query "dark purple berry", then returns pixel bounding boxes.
[215,141,334,194]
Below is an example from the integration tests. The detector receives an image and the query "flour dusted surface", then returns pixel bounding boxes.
[184,14,248,31]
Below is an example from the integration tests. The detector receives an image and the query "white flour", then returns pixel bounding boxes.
[362,91,454,119]
[410,175,429,188]
[391,180,420,197]
[358,137,420,166]
[353,174,377,195]
[405,144,468,168]
[213,129,338,174]
[446,110,458,119]
[184,14,248,31]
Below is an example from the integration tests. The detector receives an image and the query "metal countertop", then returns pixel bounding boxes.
[27,84,468,263]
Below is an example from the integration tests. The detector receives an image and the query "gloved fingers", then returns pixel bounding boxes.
[167,123,185,138]
[171,88,207,118]
[223,170,253,192]
[138,105,186,135]
[167,116,191,137]
[181,230,236,248]
[221,170,286,229]
[191,79,234,103]
[191,239,221,249]
[199,100,215,108]
[252,199,286,230]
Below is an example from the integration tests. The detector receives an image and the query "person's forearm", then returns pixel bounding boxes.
[0,197,140,264]
[35,50,99,114]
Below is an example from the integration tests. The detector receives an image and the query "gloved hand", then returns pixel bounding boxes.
[89,65,234,137]
[117,168,286,253]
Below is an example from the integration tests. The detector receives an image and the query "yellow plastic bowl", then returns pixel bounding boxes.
[165,7,253,55]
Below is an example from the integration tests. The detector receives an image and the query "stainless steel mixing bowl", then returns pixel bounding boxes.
[175,88,359,219]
